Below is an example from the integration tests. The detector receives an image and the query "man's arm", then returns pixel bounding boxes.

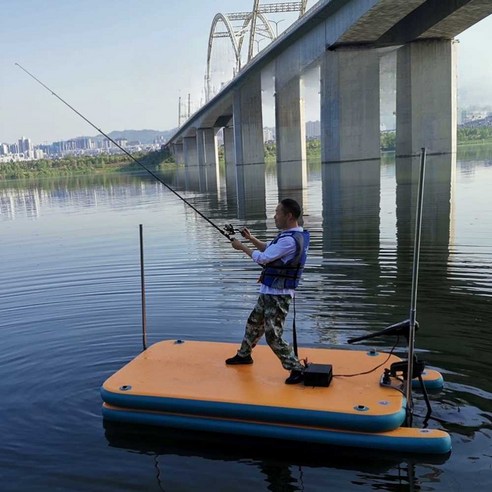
[231,238,254,258]
[241,228,267,252]
[231,234,296,265]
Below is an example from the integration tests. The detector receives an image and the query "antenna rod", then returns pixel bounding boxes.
[178,96,181,127]
[405,147,427,417]
[15,62,233,242]
[139,224,147,351]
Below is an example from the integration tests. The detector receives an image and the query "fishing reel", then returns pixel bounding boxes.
[223,224,244,236]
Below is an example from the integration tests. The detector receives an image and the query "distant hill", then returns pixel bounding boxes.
[93,128,178,144]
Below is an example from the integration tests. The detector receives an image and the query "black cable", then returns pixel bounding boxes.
[292,295,298,357]
[15,62,233,242]
[333,336,400,378]
[153,455,166,492]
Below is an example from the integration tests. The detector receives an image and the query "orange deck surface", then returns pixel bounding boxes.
[103,340,407,417]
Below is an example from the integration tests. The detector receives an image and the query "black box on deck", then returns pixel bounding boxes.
[303,363,333,387]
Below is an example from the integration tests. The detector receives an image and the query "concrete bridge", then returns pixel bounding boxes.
[166,0,492,201]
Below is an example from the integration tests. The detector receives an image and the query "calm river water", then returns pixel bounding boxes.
[1,148,491,490]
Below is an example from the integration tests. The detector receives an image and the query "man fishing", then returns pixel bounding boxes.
[226,198,310,385]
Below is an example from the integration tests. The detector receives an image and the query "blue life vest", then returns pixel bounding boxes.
[259,230,310,289]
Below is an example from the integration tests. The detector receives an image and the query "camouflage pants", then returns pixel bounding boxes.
[238,294,304,371]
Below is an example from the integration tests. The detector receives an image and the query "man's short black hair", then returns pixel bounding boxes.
[280,198,302,219]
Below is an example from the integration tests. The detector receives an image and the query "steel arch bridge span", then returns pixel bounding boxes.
[247,1,309,60]
[206,11,274,101]
[205,2,309,102]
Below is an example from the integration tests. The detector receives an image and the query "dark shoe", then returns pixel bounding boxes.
[225,354,253,365]
[285,370,304,385]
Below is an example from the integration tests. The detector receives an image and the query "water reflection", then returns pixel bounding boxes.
[184,163,201,190]
[104,422,449,491]
[0,173,182,221]
[393,154,454,324]
[236,162,267,220]
[319,159,382,340]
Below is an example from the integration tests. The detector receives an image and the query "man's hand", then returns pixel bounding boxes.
[231,238,253,258]
[240,228,266,252]
[240,227,253,241]
[231,238,244,250]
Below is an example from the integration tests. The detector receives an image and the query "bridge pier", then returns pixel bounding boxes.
[197,128,219,192]
[320,48,380,163]
[197,128,219,167]
[172,142,184,165]
[396,39,457,156]
[223,126,237,204]
[233,73,266,216]
[183,135,200,189]
[183,136,198,167]
[275,73,307,192]
[223,127,235,168]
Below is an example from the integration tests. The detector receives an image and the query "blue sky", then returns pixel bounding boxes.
[1,0,491,145]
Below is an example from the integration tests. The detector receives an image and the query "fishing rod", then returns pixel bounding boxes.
[15,62,234,242]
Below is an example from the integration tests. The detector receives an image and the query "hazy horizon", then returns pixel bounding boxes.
[1,0,491,145]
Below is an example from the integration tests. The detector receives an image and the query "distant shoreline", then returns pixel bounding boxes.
[0,148,176,180]
[2,138,491,181]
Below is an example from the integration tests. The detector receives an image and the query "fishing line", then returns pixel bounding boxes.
[15,62,233,242]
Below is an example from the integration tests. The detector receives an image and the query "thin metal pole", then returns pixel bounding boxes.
[139,224,148,351]
[178,96,181,127]
[405,148,427,416]
[292,296,298,357]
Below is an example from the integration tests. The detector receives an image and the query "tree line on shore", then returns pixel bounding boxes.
[0,147,174,180]
[381,126,492,151]
[1,127,491,180]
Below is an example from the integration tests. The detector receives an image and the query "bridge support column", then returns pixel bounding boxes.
[275,74,307,193]
[233,73,266,217]
[197,128,219,166]
[224,127,235,166]
[396,40,457,156]
[173,142,184,165]
[321,48,380,163]
[183,135,200,189]
[223,126,237,201]
[196,128,219,192]
[183,136,198,167]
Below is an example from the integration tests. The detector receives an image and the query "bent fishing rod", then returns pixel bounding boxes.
[15,62,234,242]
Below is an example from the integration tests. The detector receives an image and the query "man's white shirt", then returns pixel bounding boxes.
[251,226,303,296]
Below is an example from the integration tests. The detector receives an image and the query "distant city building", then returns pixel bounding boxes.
[305,120,320,139]
[263,127,275,142]
[18,136,32,154]
[153,135,167,145]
